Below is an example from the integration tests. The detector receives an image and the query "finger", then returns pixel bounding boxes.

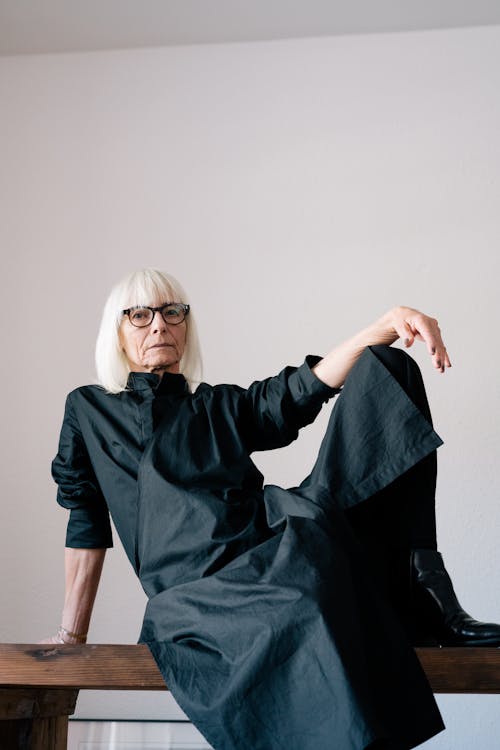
[435,340,451,372]
[424,332,441,361]
[439,349,451,372]
[434,345,445,369]
[428,328,441,358]
[408,316,437,355]
[434,348,450,373]
[428,329,448,370]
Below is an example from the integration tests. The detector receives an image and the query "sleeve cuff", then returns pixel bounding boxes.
[292,355,343,405]
[65,507,114,549]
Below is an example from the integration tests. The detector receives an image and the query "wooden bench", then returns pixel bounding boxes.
[1,644,500,749]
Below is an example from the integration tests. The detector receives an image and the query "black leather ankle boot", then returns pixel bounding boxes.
[410,548,500,646]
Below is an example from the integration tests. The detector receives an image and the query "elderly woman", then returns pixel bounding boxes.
[45,268,500,750]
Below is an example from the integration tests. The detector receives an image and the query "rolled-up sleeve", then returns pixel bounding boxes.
[238,355,341,453]
[51,393,113,549]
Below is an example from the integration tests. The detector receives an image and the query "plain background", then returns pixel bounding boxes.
[1,24,499,749]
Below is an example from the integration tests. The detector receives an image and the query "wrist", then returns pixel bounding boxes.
[350,324,380,350]
[57,625,88,644]
[359,310,399,348]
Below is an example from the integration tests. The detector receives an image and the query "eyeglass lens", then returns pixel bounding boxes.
[128,304,186,327]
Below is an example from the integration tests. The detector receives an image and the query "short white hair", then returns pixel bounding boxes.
[95,268,203,394]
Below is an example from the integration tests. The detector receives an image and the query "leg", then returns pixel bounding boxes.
[298,344,443,633]
[345,345,440,638]
[367,344,438,552]
[370,348,500,646]
[299,344,500,646]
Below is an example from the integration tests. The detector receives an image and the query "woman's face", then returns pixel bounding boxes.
[118,299,187,376]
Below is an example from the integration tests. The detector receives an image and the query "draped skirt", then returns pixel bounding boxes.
[140,345,446,750]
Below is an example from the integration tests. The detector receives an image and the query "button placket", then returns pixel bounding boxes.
[138,389,155,448]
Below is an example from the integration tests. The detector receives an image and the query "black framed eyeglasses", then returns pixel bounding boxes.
[122,303,190,328]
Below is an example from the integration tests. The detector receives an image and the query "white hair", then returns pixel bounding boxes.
[95,268,203,394]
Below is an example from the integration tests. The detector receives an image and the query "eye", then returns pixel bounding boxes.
[131,308,150,321]
[163,304,183,319]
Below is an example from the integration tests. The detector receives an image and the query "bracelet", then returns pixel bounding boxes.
[57,625,88,644]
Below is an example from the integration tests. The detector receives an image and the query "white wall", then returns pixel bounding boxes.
[1,25,499,748]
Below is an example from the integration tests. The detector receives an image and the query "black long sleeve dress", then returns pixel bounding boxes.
[51,348,446,750]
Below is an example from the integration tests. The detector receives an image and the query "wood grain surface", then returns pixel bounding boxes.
[0,644,499,693]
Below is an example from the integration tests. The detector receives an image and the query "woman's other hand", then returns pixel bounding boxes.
[38,632,86,644]
[372,306,451,374]
[38,635,64,644]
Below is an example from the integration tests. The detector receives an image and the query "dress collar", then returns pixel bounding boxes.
[126,370,189,395]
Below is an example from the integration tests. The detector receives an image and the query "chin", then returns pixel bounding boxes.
[150,360,178,371]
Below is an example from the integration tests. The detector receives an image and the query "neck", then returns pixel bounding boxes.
[147,363,180,379]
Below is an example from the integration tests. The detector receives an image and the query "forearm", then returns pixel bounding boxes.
[311,310,398,390]
[61,547,107,639]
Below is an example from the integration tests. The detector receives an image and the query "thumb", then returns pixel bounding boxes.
[401,321,415,348]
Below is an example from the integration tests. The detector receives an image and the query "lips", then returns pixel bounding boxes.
[148,343,171,350]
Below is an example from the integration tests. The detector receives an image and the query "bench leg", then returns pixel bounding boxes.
[0,689,79,750]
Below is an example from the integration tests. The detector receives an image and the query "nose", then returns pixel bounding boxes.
[150,310,167,333]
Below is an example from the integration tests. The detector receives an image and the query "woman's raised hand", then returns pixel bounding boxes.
[372,306,451,374]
